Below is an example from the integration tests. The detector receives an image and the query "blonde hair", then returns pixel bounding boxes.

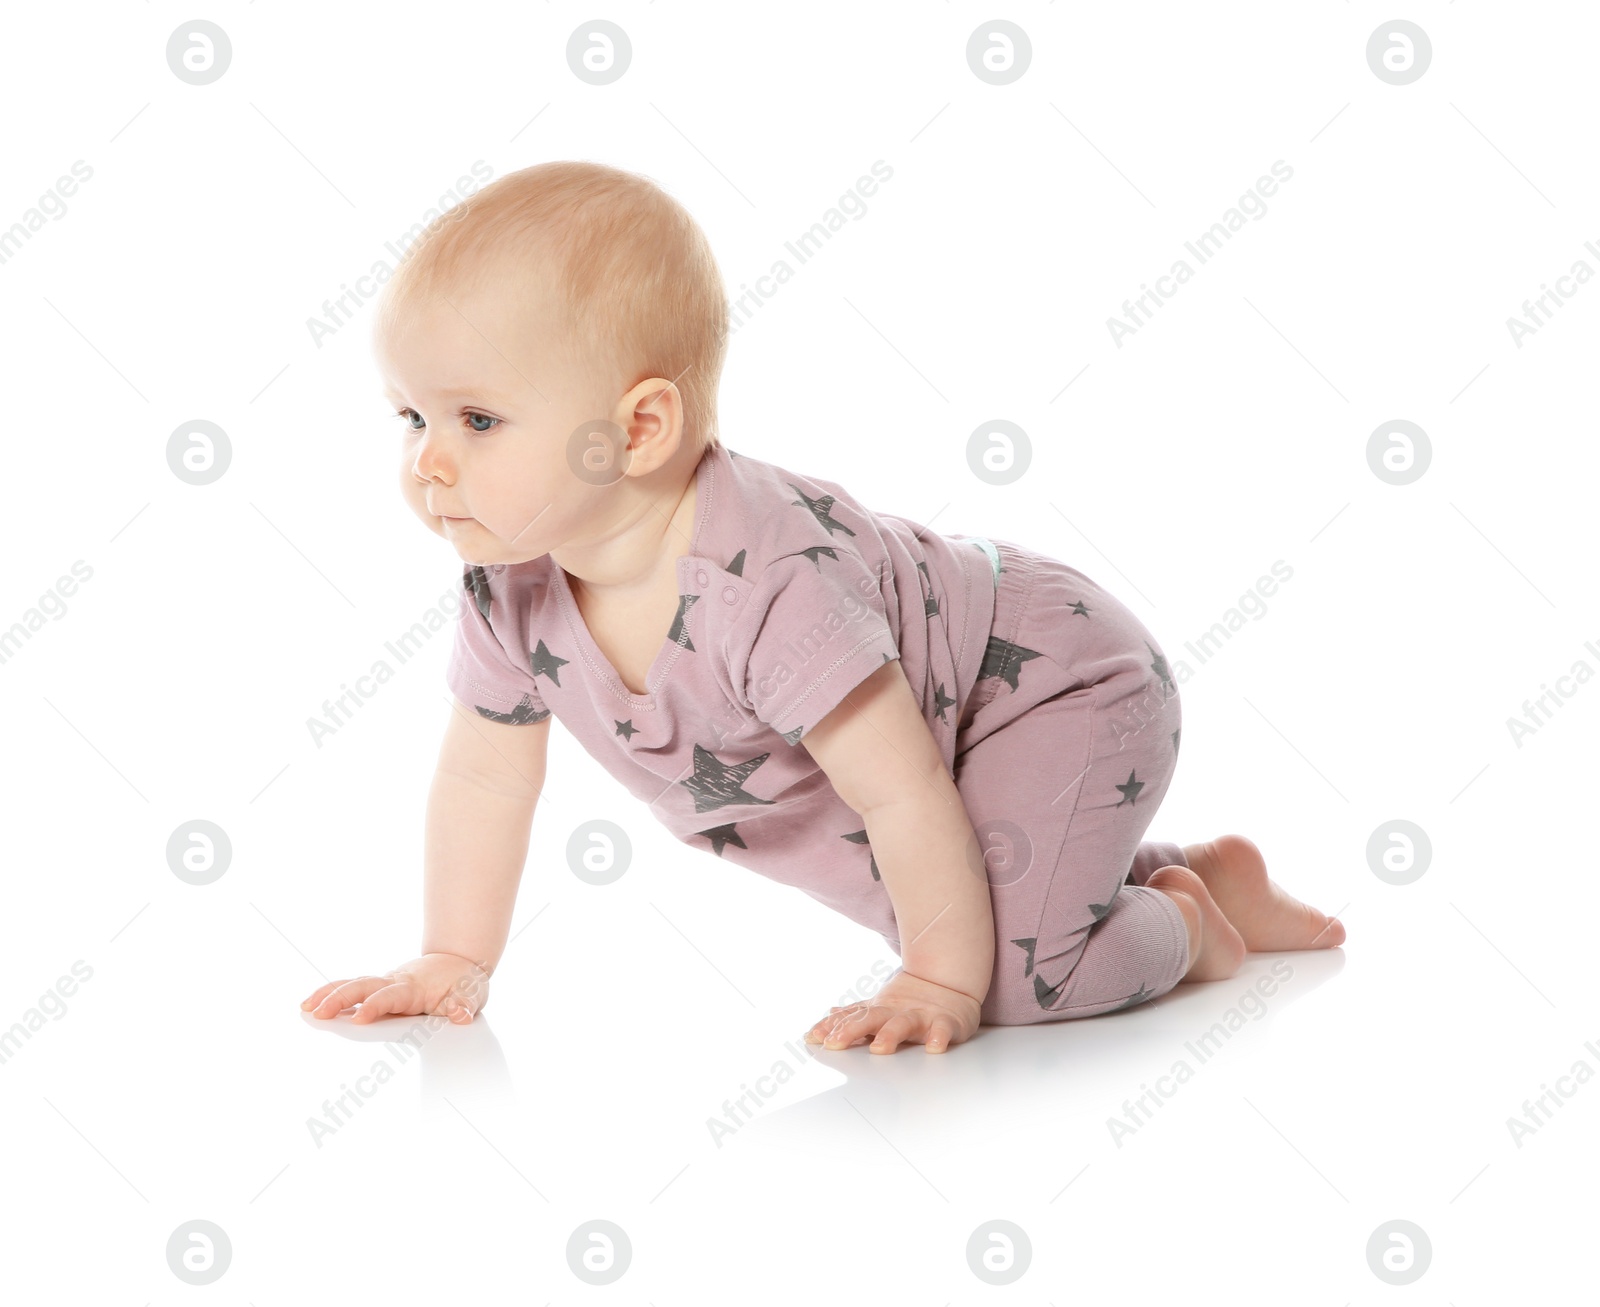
[377,161,728,454]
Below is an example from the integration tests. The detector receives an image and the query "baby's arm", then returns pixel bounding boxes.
[799,660,995,1053]
[300,701,549,1023]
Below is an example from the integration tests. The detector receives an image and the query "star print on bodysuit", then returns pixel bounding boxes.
[465,564,492,620]
[696,823,746,856]
[475,694,550,726]
[1069,600,1090,617]
[614,719,638,741]
[977,635,1044,691]
[797,545,838,569]
[529,639,569,688]
[667,593,699,652]
[679,743,777,814]
[932,682,957,723]
[726,548,747,576]
[789,485,856,537]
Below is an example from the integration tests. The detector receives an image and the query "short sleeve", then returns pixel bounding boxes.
[728,549,900,744]
[446,565,551,725]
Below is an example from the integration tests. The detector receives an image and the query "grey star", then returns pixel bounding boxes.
[1089,890,1118,921]
[666,593,700,651]
[475,695,550,726]
[697,823,746,857]
[614,718,638,741]
[842,829,879,881]
[780,725,804,745]
[1172,727,1181,754]
[1069,600,1090,617]
[797,545,838,568]
[788,484,855,537]
[977,635,1044,691]
[726,548,747,577]
[464,564,492,619]
[932,682,956,723]
[1113,982,1154,1010]
[679,743,777,814]
[1011,937,1037,977]
[1147,641,1174,696]
[916,560,939,617]
[1033,970,1067,1009]
[529,639,569,688]
[1115,769,1146,807]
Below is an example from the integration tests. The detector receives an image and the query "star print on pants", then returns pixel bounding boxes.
[977,635,1044,691]
[841,829,880,881]
[1115,769,1146,807]
[529,639,569,687]
[614,718,638,741]
[696,823,747,856]
[1112,982,1154,1010]
[932,682,957,723]
[1146,641,1174,696]
[667,592,699,651]
[788,484,856,537]
[797,545,838,568]
[679,743,777,814]
[475,694,549,725]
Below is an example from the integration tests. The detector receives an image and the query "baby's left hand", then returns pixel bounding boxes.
[805,970,983,1054]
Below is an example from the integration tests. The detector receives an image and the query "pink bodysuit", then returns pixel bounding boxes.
[447,441,1191,1024]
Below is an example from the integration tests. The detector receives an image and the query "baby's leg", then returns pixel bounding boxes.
[960,676,1200,1025]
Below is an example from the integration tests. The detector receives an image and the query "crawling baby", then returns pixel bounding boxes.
[301,161,1345,1053]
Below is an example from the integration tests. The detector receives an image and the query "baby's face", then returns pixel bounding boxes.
[375,275,616,568]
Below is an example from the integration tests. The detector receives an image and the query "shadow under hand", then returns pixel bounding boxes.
[754,950,1344,1155]
[300,1007,516,1108]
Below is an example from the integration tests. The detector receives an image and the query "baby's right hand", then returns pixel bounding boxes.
[300,953,491,1025]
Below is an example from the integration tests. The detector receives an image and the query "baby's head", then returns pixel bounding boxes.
[373,161,729,566]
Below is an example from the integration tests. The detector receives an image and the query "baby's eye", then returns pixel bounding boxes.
[392,408,500,434]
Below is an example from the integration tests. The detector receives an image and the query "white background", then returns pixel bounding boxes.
[2,1,1595,1301]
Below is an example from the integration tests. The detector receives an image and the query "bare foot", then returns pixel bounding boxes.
[1181,835,1346,952]
[1146,865,1247,982]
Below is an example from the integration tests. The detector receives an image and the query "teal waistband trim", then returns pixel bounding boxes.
[966,535,1002,586]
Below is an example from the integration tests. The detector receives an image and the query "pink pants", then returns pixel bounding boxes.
[951,537,1190,1025]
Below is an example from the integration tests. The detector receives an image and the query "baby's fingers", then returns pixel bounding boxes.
[348,982,424,1024]
[924,1015,960,1054]
[821,1005,883,1050]
[303,975,392,1018]
[867,1012,919,1055]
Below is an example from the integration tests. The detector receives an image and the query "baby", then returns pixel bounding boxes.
[301,161,1345,1054]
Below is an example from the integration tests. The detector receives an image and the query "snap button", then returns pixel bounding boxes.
[721,585,739,605]
[695,568,709,586]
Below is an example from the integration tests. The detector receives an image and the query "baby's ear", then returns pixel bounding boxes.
[617,377,688,470]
